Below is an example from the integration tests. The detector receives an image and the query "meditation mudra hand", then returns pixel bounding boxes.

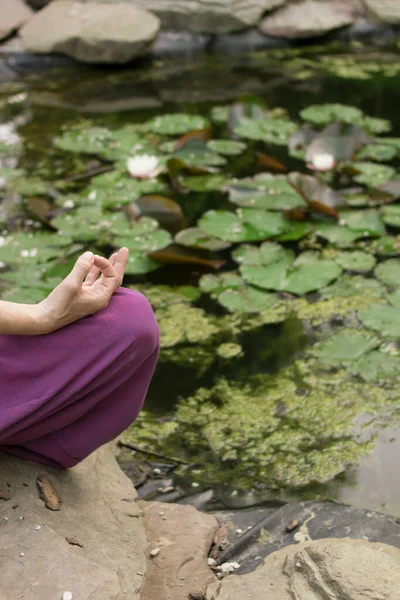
[0,248,160,469]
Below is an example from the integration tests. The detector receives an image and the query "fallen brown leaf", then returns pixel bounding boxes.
[285,519,300,532]
[66,536,84,548]
[37,475,61,511]
[0,489,11,501]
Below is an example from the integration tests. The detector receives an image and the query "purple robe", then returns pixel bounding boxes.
[0,288,159,468]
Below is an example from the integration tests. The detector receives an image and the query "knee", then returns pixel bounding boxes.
[109,288,160,358]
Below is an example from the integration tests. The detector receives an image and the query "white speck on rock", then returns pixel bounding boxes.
[235,528,243,534]
[35,525,41,531]
[191,482,199,488]
[152,468,161,475]
[150,548,161,557]
[207,558,217,566]
[20,553,25,557]
[62,592,73,600]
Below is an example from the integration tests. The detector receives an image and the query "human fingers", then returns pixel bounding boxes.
[68,251,95,286]
[84,262,102,286]
[113,247,129,280]
[93,254,120,293]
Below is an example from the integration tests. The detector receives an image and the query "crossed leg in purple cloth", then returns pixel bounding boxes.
[0,288,159,469]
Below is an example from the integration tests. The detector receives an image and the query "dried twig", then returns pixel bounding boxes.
[117,440,192,466]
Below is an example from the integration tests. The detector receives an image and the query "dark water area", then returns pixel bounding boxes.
[2,44,400,515]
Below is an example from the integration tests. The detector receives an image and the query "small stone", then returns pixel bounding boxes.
[159,511,165,516]
[150,547,161,557]
[152,468,162,475]
[136,572,144,576]
[235,528,243,534]
[162,517,167,520]
[62,593,73,600]
[191,482,200,488]
[35,525,41,530]
[20,553,25,557]
[19,516,24,520]
[207,558,217,566]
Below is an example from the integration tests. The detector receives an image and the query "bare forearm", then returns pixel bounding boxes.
[0,300,47,335]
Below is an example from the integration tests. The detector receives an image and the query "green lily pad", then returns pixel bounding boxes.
[172,139,226,168]
[313,329,379,365]
[0,231,70,266]
[316,223,361,246]
[147,114,209,135]
[218,285,278,313]
[357,144,397,162]
[240,255,341,295]
[277,221,314,241]
[125,253,161,275]
[361,117,392,135]
[359,304,400,339]
[351,351,400,382]
[54,126,114,155]
[226,175,305,211]
[352,162,395,188]
[207,140,246,155]
[382,205,400,228]
[211,105,230,123]
[198,209,289,242]
[366,236,400,257]
[334,251,376,272]
[234,117,297,146]
[375,259,400,287]
[321,274,385,299]
[232,242,292,266]
[175,227,231,251]
[180,174,226,192]
[387,289,400,308]
[114,226,172,253]
[199,272,244,296]
[284,261,342,295]
[340,209,386,237]
[300,104,363,126]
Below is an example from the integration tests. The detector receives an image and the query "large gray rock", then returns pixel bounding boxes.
[207,538,400,600]
[260,0,361,38]
[97,0,287,34]
[363,0,400,24]
[139,500,219,599]
[20,1,160,63]
[0,0,33,42]
[0,445,148,600]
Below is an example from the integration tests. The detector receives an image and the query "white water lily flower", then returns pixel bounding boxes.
[309,152,336,171]
[127,154,163,179]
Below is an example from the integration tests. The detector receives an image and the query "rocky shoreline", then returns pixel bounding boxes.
[1,0,399,67]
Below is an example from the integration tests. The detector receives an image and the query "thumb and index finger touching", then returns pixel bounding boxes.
[70,248,129,291]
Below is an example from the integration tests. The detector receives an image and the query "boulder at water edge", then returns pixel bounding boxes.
[363,0,400,24]
[260,0,361,38]
[0,0,33,42]
[20,1,160,63]
[206,538,400,600]
[123,0,287,34]
[0,445,148,600]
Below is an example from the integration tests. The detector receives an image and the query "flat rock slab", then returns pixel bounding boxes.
[207,538,400,600]
[0,445,147,600]
[128,0,286,34]
[211,500,400,574]
[139,500,219,599]
[20,1,160,63]
[0,0,34,42]
[260,0,361,38]
[363,0,400,24]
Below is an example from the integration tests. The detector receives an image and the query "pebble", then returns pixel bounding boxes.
[235,528,243,534]
[152,468,161,475]
[20,553,25,557]
[207,558,217,566]
[220,561,240,573]
[191,482,199,488]
[159,511,165,516]
[136,572,144,577]
[62,593,73,600]
[35,525,41,531]
[150,548,161,557]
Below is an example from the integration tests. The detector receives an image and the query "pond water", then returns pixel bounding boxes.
[2,44,400,516]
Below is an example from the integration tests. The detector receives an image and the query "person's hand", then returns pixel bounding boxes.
[38,247,129,333]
